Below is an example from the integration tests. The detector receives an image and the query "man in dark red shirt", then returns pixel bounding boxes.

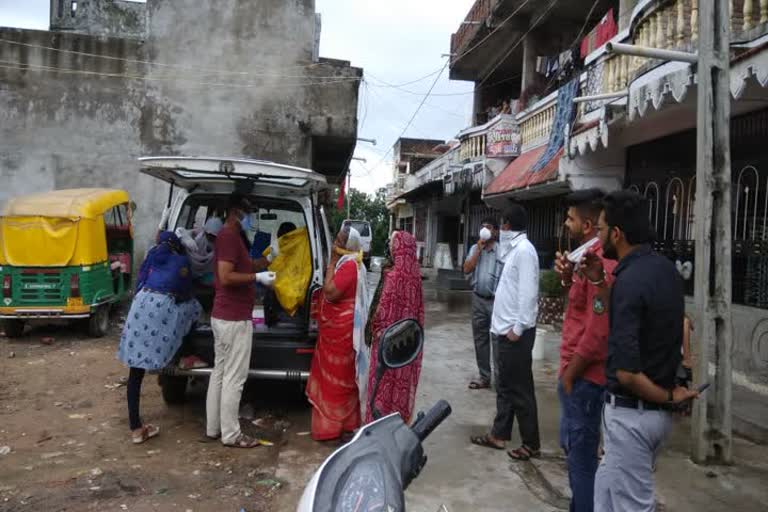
[205,193,275,448]
[554,189,616,512]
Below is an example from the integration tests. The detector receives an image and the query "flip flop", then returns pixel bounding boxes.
[507,445,541,461]
[225,433,261,449]
[132,424,160,444]
[468,380,491,390]
[470,434,505,450]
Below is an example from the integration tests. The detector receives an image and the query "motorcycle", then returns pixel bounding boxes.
[297,318,452,512]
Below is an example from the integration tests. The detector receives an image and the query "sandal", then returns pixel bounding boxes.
[507,445,541,461]
[198,433,221,443]
[225,433,260,449]
[132,424,160,444]
[470,434,505,450]
[468,380,491,390]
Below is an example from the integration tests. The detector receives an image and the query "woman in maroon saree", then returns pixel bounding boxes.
[364,231,425,424]
[306,228,364,441]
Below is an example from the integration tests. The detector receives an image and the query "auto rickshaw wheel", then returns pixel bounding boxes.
[88,306,110,338]
[2,319,25,338]
[159,374,188,405]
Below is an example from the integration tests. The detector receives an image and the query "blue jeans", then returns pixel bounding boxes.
[558,378,604,512]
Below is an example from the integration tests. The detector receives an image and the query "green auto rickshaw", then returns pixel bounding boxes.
[0,188,134,337]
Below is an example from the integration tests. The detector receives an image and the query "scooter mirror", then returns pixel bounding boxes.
[369,319,423,420]
[379,318,423,369]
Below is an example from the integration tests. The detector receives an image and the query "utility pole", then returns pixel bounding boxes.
[692,0,733,464]
[346,171,352,220]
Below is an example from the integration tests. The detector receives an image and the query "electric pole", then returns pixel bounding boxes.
[346,171,352,220]
[692,0,733,464]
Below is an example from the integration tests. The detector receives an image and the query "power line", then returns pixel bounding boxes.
[0,37,346,79]
[367,68,445,88]
[479,0,561,86]
[452,0,533,66]
[368,61,449,174]
[0,60,361,89]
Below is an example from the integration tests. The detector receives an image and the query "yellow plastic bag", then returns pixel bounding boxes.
[264,227,311,316]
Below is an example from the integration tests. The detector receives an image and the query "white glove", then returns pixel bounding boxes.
[255,271,276,287]
[158,206,171,230]
[267,239,280,262]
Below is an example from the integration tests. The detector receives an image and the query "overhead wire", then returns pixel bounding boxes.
[0,60,361,89]
[367,61,449,175]
[479,0,561,86]
[0,37,352,79]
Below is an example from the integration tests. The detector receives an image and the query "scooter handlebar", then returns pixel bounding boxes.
[411,400,452,442]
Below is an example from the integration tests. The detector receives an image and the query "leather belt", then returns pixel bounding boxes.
[605,392,668,411]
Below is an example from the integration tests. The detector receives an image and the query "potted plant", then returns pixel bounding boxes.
[538,269,565,327]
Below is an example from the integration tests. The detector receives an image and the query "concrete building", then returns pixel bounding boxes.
[0,0,361,255]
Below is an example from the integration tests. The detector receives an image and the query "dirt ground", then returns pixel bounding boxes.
[0,320,327,512]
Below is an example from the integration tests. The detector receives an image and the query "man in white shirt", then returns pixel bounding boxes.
[470,204,541,461]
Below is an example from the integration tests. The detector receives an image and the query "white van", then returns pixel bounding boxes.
[139,157,333,404]
[341,219,372,268]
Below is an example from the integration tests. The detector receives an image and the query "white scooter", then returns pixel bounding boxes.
[297,319,452,512]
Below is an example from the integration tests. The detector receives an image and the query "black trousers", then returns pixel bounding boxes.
[491,328,540,450]
[127,367,145,430]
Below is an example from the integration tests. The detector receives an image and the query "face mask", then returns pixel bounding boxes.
[479,227,492,241]
[239,212,252,232]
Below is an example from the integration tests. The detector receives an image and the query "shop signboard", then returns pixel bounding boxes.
[486,115,521,158]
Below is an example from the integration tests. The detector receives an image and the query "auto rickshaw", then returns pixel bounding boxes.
[0,188,134,338]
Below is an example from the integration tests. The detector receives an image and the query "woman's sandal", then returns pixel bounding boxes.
[507,445,541,461]
[132,424,160,444]
[468,380,491,390]
[225,433,261,449]
[470,434,505,450]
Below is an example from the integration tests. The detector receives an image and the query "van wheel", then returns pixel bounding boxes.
[2,319,25,338]
[88,306,110,338]
[159,375,188,405]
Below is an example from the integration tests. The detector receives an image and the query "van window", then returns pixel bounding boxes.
[175,195,308,248]
[343,220,371,237]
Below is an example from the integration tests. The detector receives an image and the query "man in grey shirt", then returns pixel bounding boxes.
[464,217,500,390]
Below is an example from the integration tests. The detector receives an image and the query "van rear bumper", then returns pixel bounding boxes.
[156,366,309,381]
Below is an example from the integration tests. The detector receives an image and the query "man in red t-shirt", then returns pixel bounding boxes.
[205,193,275,448]
[554,189,617,512]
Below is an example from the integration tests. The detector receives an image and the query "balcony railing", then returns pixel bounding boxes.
[459,133,487,162]
[517,91,558,153]
[600,0,768,95]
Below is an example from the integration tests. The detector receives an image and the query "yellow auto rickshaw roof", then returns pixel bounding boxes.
[1,188,130,219]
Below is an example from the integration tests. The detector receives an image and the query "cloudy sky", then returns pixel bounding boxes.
[0,0,475,194]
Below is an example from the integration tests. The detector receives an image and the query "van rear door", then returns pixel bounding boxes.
[139,157,328,194]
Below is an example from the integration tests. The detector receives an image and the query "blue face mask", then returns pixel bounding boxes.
[239,212,252,232]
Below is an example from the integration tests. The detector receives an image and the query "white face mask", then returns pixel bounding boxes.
[479,227,492,241]
[498,230,522,261]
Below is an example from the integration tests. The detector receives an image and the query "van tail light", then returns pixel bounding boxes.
[69,274,80,298]
[2,275,11,298]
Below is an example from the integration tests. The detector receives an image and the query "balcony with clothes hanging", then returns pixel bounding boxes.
[475,4,624,203]
[567,0,768,160]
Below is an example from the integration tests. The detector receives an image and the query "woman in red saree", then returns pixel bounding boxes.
[364,230,425,424]
[306,227,366,441]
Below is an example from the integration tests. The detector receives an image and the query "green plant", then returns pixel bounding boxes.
[539,269,564,298]
[329,187,390,256]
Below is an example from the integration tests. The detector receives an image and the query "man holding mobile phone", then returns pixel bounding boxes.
[580,191,699,512]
